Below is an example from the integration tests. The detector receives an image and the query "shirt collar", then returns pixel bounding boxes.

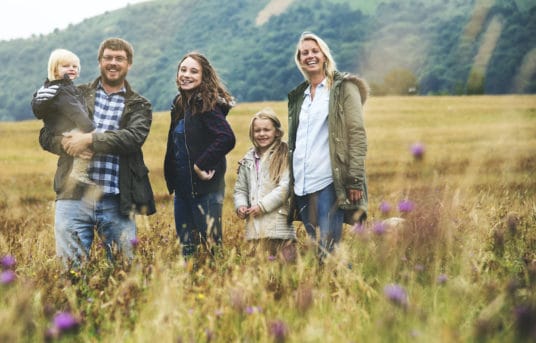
[97,80,126,95]
[304,78,327,97]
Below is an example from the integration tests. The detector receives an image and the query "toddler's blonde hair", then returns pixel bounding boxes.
[47,49,80,81]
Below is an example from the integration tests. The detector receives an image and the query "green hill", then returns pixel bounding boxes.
[0,0,534,121]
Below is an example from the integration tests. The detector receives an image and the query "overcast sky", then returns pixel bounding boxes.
[0,0,149,41]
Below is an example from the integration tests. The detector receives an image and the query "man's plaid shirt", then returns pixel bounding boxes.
[88,84,125,194]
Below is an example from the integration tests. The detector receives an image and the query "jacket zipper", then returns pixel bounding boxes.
[183,111,195,198]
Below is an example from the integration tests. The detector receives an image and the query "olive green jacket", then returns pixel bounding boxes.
[287,71,369,224]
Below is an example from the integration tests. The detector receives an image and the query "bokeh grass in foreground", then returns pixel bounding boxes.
[0,95,535,342]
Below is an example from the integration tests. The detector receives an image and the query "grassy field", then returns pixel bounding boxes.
[0,95,535,342]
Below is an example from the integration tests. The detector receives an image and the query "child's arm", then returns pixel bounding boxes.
[233,158,251,218]
[256,168,290,215]
[59,86,94,133]
[31,84,59,119]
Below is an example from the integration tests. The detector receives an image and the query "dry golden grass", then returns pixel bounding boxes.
[0,95,535,342]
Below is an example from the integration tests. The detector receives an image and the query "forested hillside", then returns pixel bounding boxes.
[0,0,534,121]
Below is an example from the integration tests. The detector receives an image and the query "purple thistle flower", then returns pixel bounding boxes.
[384,284,409,308]
[352,222,366,235]
[269,319,289,343]
[410,142,425,160]
[245,306,262,315]
[373,221,386,235]
[437,273,448,284]
[398,200,415,213]
[0,255,16,269]
[0,270,16,285]
[53,312,79,331]
[379,201,392,214]
[130,237,139,247]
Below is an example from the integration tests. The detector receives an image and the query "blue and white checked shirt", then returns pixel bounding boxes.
[88,83,125,195]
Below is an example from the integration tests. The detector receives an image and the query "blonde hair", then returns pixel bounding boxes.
[47,49,80,81]
[294,32,337,88]
[249,108,289,184]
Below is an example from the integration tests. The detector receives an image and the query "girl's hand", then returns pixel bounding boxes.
[193,164,215,180]
[237,206,248,219]
[247,205,262,217]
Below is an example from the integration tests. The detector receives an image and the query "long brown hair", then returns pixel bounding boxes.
[249,108,289,184]
[173,52,233,120]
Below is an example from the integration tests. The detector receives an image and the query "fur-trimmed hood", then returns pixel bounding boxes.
[334,71,369,105]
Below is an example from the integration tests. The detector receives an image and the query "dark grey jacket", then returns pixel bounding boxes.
[37,77,156,216]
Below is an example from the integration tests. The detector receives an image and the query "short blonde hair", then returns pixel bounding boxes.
[294,32,337,88]
[47,49,80,81]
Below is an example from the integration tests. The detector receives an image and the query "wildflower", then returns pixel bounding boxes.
[0,270,16,285]
[269,319,289,343]
[437,273,448,284]
[379,201,392,214]
[268,255,277,262]
[414,264,425,272]
[384,284,409,308]
[53,312,79,332]
[398,200,414,213]
[214,308,224,317]
[196,293,205,300]
[513,304,536,339]
[0,255,16,269]
[410,142,425,160]
[245,306,262,314]
[372,221,386,235]
[352,222,366,235]
[281,244,297,263]
[130,237,139,247]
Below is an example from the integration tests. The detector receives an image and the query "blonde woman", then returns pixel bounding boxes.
[287,32,369,259]
[234,108,296,258]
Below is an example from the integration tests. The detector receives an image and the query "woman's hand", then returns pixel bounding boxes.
[193,164,215,180]
[348,189,363,203]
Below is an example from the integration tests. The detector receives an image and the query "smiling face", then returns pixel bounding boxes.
[252,117,278,154]
[298,39,326,78]
[177,56,202,92]
[56,59,80,80]
[99,48,130,88]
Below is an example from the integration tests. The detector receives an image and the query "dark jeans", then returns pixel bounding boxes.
[295,183,344,257]
[174,189,224,257]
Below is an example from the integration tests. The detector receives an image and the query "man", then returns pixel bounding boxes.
[34,38,156,266]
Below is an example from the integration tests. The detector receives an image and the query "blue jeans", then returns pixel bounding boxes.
[54,194,136,266]
[174,190,224,257]
[295,183,344,256]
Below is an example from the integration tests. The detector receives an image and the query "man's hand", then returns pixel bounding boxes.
[34,85,59,102]
[62,131,93,156]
